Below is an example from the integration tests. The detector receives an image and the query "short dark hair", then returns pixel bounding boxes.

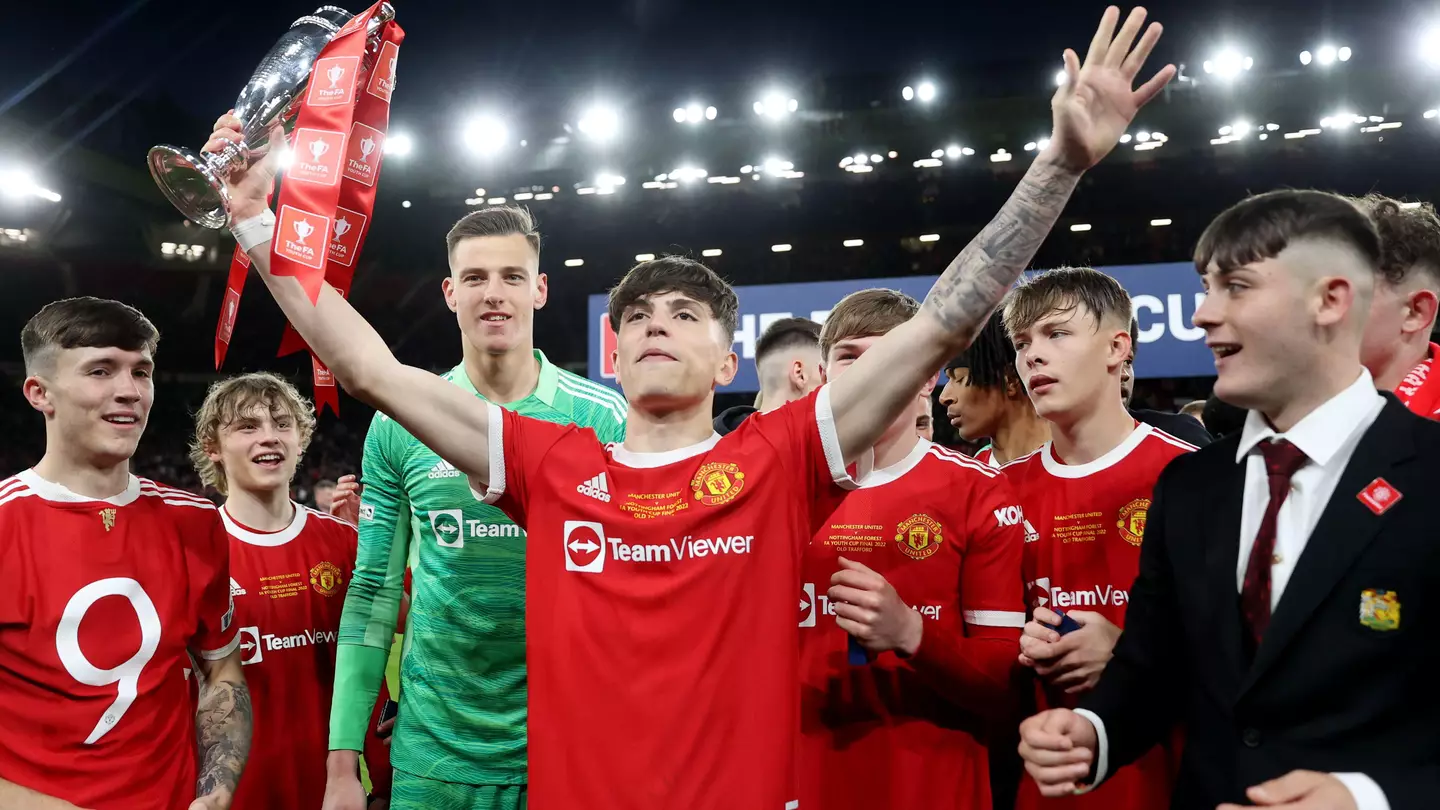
[819,289,920,359]
[1002,266,1132,338]
[755,317,821,363]
[1353,194,1440,288]
[1194,189,1381,276]
[945,310,1016,389]
[315,479,337,490]
[1202,394,1248,439]
[21,297,159,376]
[1128,316,1139,362]
[606,256,739,343]
[445,206,541,257]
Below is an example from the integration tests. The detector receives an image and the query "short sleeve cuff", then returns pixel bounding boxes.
[1071,708,1110,794]
[814,385,871,489]
[1332,773,1391,810]
[963,609,1027,628]
[196,631,241,662]
[469,402,507,504]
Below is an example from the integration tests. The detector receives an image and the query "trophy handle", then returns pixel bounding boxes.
[147,144,234,229]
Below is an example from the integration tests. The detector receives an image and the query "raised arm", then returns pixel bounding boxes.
[203,116,493,484]
[830,6,1175,463]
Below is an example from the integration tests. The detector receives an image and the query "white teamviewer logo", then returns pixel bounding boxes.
[563,520,753,574]
[237,625,339,666]
[798,582,941,627]
[1031,580,1130,609]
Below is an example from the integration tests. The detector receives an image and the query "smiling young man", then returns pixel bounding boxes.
[797,289,1025,810]
[940,310,1051,466]
[207,8,1173,805]
[190,372,362,810]
[323,207,628,810]
[0,297,249,810]
[1000,268,1196,810]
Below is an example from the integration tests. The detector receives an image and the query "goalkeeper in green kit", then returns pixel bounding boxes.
[322,207,628,810]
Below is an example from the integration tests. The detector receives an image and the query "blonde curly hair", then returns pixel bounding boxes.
[189,372,316,496]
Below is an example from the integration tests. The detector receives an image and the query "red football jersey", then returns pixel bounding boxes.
[974,445,996,467]
[798,439,1026,810]
[0,470,235,810]
[480,386,855,810]
[222,503,358,810]
[1004,423,1194,810]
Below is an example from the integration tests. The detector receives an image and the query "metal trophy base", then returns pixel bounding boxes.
[147,144,234,229]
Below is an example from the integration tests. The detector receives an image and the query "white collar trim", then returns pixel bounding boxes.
[1040,423,1153,479]
[608,433,723,469]
[221,502,308,546]
[858,438,931,489]
[18,469,141,505]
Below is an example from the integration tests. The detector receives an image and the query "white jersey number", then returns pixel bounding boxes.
[55,577,162,744]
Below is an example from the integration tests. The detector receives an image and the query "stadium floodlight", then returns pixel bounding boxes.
[1201,49,1254,80]
[1316,44,1338,65]
[1338,46,1352,62]
[1136,131,1151,142]
[702,248,723,257]
[595,173,626,189]
[917,82,936,102]
[843,239,864,247]
[401,200,412,208]
[565,258,584,267]
[0,167,62,202]
[1119,133,1132,143]
[1070,223,1092,232]
[902,85,914,101]
[386,132,414,156]
[1150,218,1173,227]
[1299,50,1312,66]
[754,90,798,120]
[870,153,883,163]
[513,192,534,201]
[462,115,510,155]
[918,234,940,243]
[990,149,1012,163]
[635,253,656,262]
[887,151,897,158]
[771,244,792,253]
[944,144,963,159]
[762,157,794,174]
[487,197,507,205]
[671,166,707,182]
[674,103,712,125]
[1422,27,1440,66]
[1054,68,1068,87]
[578,105,621,142]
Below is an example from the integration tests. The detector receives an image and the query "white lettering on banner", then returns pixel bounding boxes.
[1132,292,1207,344]
[1051,585,1129,608]
[56,578,162,744]
[994,505,1024,527]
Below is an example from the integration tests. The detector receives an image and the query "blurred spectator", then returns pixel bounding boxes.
[1201,395,1247,439]
[1179,399,1206,425]
[313,479,337,512]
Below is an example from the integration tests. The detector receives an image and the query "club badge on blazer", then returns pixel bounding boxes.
[1357,478,1402,516]
[1358,589,1401,632]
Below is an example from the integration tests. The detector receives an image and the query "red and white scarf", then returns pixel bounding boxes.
[1395,343,1440,419]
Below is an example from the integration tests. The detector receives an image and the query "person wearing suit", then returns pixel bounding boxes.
[1017,189,1438,810]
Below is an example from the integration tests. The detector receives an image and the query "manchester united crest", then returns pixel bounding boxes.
[309,561,343,597]
[691,462,746,507]
[1116,498,1150,546]
[1359,589,1400,631]
[99,508,116,532]
[895,514,944,560]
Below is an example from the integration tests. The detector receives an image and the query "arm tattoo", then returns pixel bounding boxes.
[923,158,1082,345]
[195,678,252,799]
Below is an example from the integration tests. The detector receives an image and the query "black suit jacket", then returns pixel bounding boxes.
[1080,395,1440,810]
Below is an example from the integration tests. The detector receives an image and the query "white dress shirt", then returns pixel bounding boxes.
[1076,369,1391,810]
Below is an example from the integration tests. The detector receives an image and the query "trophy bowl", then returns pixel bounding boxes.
[148,4,394,229]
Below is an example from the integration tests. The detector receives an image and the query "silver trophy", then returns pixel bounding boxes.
[147,4,395,229]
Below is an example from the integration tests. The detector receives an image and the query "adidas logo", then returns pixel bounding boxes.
[428,459,462,479]
[230,577,247,597]
[1023,519,1040,544]
[577,472,612,503]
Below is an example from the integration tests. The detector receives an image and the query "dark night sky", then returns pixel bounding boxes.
[0,0,1425,156]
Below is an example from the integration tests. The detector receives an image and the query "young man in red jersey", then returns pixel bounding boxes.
[207,9,1173,806]
[0,297,250,810]
[999,268,1196,810]
[1354,195,1440,416]
[797,289,1026,810]
[189,371,388,810]
[940,310,1052,467]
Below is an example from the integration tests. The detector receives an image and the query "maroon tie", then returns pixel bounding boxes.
[1240,439,1309,655]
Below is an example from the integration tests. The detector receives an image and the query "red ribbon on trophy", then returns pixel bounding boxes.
[214,1,403,415]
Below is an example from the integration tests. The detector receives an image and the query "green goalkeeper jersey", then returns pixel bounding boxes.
[330,352,627,784]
